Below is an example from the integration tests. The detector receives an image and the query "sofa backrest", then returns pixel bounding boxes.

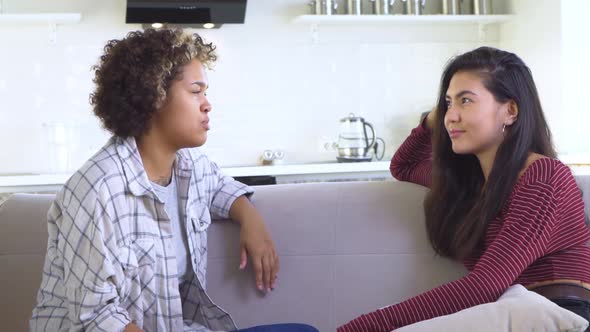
[207,181,467,331]
[1,181,467,331]
[0,193,54,332]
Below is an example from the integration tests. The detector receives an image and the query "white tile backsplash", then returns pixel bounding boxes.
[1,0,585,175]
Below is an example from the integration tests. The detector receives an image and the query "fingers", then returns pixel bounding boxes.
[242,240,280,292]
[271,249,279,290]
[239,247,247,270]
[262,254,272,292]
[253,255,263,291]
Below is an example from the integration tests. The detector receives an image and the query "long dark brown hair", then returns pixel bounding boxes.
[424,47,556,260]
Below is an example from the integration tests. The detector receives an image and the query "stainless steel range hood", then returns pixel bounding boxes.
[126,0,247,29]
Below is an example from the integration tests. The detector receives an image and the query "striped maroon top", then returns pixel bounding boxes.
[338,122,590,332]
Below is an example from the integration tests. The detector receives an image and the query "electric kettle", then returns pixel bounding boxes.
[337,113,376,162]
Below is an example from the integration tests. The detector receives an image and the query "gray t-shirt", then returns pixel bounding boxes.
[151,171,190,282]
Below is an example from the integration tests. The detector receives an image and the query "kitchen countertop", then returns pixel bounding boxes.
[0,161,392,193]
[1,159,590,193]
[226,160,391,177]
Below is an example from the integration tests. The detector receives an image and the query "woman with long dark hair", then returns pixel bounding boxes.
[339,46,590,331]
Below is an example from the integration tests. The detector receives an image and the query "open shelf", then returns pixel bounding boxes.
[293,14,513,26]
[293,14,513,42]
[0,13,81,25]
[0,13,82,43]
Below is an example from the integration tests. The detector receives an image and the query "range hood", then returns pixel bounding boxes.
[126,0,247,28]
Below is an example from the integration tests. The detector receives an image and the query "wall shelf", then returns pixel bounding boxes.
[0,13,81,43]
[293,14,513,26]
[293,14,514,42]
[0,13,81,24]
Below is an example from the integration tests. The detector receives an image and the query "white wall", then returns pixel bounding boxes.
[5,0,569,176]
[499,0,590,158]
[499,0,564,153]
[560,0,590,156]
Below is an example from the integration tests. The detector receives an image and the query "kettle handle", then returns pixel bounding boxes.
[363,122,376,151]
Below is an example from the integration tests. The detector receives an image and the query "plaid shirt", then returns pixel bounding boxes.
[30,136,253,332]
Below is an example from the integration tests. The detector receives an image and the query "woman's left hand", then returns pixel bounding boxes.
[239,215,279,292]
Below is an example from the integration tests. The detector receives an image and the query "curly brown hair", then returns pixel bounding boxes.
[90,28,217,138]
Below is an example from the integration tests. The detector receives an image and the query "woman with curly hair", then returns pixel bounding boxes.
[30,28,318,332]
